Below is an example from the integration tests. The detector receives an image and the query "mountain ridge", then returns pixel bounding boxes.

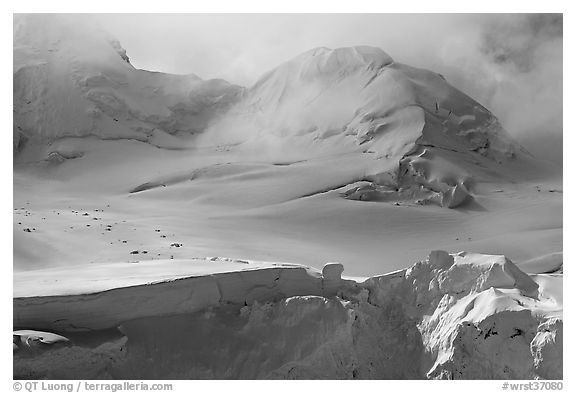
[14,14,540,209]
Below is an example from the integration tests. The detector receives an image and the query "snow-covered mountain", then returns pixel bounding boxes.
[14,14,535,209]
[205,45,527,208]
[13,14,242,155]
[12,14,563,381]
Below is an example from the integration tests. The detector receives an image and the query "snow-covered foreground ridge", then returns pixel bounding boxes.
[14,251,562,379]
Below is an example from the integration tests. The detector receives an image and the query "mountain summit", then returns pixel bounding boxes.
[13,14,242,154]
[207,45,525,207]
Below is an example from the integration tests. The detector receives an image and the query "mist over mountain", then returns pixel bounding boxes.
[93,13,562,164]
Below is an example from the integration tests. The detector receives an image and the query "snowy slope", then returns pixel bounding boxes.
[13,14,242,158]
[13,17,561,287]
[13,252,562,379]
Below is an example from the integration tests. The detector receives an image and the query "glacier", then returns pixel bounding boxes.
[13,251,562,379]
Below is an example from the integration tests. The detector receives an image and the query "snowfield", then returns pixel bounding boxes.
[13,14,562,380]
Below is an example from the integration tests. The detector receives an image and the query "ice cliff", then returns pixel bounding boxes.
[13,251,562,379]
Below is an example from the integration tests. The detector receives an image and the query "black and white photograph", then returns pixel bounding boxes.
[10,6,566,384]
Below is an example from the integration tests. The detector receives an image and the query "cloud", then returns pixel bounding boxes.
[430,14,562,163]
[93,14,562,163]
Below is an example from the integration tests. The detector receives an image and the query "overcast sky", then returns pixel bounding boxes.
[93,14,562,163]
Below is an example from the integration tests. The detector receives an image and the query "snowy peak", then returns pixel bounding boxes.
[107,38,131,65]
[297,46,394,71]
[13,14,243,156]
[253,46,393,87]
[227,44,517,162]
[13,14,133,72]
[205,46,522,208]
